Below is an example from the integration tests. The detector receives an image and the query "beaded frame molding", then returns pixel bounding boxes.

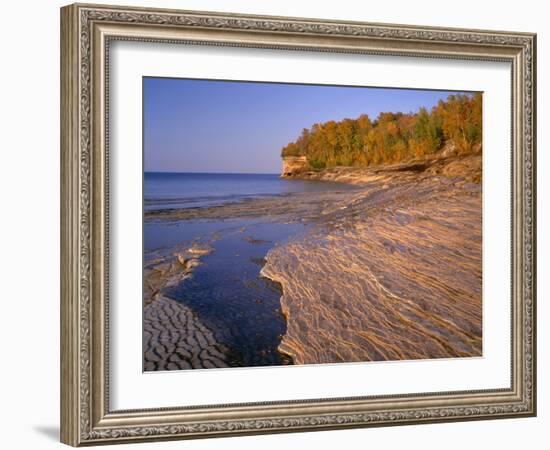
[60,3,536,446]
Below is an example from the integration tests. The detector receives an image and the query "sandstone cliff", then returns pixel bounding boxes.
[282,156,308,177]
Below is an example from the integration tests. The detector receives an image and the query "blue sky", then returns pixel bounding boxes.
[143,77,468,174]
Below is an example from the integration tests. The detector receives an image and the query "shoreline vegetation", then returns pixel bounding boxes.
[281,93,482,169]
[144,93,482,370]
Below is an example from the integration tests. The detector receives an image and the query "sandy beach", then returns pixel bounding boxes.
[144,154,482,369]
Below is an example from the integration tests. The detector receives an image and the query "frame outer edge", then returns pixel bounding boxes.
[528,33,536,416]
[61,2,537,445]
[61,4,81,447]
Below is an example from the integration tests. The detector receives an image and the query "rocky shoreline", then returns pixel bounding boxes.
[144,154,482,369]
[143,241,234,370]
[281,154,481,185]
[262,154,482,363]
[144,294,232,371]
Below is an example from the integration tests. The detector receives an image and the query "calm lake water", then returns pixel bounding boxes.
[144,172,353,211]
[144,172,351,368]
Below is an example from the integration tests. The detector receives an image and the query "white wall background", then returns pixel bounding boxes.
[0,0,546,449]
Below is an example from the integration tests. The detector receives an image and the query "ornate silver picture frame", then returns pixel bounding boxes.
[60,3,536,446]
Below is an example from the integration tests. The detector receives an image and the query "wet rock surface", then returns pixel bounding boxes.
[262,157,482,364]
[143,225,299,370]
[144,155,482,369]
[144,294,232,371]
[143,242,235,370]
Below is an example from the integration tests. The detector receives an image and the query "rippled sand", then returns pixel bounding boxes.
[143,242,233,370]
[261,157,482,364]
[144,294,232,370]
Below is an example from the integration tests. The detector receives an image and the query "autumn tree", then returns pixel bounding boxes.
[280,93,481,169]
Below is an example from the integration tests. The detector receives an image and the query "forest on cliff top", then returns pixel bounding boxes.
[281,93,482,169]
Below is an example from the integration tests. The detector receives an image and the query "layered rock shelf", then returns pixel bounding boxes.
[143,242,232,370]
[145,154,482,368]
[262,155,482,363]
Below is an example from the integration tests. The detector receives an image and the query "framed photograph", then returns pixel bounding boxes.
[60,3,536,446]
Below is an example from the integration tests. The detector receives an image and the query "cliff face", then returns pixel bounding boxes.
[280,154,482,186]
[282,156,308,177]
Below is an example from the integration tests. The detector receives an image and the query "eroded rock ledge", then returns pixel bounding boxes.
[144,295,231,371]
[262,156,482,364]
[282,154,482,185]
[143,243,232,371]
